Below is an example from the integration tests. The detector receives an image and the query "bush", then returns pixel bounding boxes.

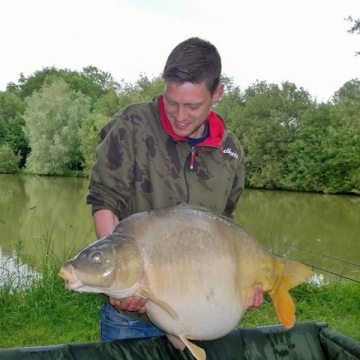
[0,143,21,173]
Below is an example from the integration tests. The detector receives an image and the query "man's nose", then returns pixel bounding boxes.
[175,105,187,122]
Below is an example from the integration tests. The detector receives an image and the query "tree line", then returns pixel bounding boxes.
[0,66,359,195]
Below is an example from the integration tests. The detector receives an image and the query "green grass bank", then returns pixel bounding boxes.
[0,248,359,349]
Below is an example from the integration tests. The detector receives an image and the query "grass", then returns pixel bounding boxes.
[0,242,359,349]
[0,243,102,349]
[240,280,360,342]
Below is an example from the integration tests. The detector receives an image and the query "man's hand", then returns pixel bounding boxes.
[110,297,147,314]
[247,284,264,310]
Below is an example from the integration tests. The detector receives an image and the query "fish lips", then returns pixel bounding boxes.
[58,266,84,290]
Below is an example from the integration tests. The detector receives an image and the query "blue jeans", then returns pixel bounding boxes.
[100,301,164,341]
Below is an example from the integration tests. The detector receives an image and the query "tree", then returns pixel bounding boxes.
[214,76,245,136]
[284,104,332,191]
[79,74,165,174]
[23,79,91,175]
[79,112,109,174]
[346,16,360,55]
[0,143,21,173]
[234,81,313,188]
[18,67,63,99]
[284,79,360,194]
[332,78,360,105]
[117,74,164,108]
[0,91,26,134]
[0,91,28,166]
[5,113,30,167]
[16,66,119,109]
[93,90,121,118]
[82,65,119,92]
[326,83,360,193]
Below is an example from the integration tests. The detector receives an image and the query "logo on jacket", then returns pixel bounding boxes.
[223,148,238,159]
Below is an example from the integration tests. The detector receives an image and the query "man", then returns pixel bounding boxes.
[87,37,263,341]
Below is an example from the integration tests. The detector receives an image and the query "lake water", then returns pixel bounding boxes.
[1,174,359,284]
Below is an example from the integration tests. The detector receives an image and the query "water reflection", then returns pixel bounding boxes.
[0,247,40,290]
[0,174,94,272]
[1,175,359,284]
[235,189,360,283]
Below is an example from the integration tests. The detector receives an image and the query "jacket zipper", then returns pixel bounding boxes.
[189,147,196,170]
[184,144,220,202]
[189,145,221,170]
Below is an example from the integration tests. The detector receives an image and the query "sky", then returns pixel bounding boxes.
[0,0,359,102]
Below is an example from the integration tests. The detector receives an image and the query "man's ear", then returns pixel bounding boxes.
[211,84,224,105]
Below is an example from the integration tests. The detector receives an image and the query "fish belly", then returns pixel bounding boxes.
[143,258,248,340]
[147,297,245,340]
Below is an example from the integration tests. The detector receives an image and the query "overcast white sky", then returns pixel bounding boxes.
[0,0,359,102]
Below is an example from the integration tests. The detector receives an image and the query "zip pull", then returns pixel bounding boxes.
[190,147,196,170]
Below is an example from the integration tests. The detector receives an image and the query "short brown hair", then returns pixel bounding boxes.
[162,37,222,95]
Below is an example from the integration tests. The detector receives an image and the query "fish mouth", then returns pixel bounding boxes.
[58,266,84,290]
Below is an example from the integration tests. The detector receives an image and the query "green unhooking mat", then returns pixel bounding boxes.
[0,322,359,360]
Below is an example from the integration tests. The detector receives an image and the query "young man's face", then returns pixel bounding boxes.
[163,81,223,138]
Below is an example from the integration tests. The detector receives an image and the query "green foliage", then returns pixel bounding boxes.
[0,242,102,348]
[117,74,164,108]
[1,64,359,193]
[23,79,91,175]
[17,66,119,108]
[214,77,244,136]
[236,81,313,189]
[79,112,109,173]
[82,65,119,94]
[93,90,121,118]
[4,113,30,167]
[1,66,119,170]
[333,79,360,104]
[284,80,360,193]
[17,68,61,99]
[284,104,332,191]
[0,91,29,167]
[346,16,360,55]
[0,143,21,173]
[216,78,360,194]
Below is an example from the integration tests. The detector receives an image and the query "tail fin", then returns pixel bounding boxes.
[269,258,312,328]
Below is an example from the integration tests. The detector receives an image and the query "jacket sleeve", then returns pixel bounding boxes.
[86,108,135,220]
[223,141,245,218]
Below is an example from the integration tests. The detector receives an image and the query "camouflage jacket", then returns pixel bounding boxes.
[86,95,245,220]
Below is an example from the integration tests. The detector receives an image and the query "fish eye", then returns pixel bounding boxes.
[90,252,102,263]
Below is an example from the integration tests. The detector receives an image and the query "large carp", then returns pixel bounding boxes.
[59,204,312,360]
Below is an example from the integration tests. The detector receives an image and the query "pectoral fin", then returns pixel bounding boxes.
[167,334,206,360]
[138,286,179,320]
[179,335,206,360]
[166,334,185,351]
